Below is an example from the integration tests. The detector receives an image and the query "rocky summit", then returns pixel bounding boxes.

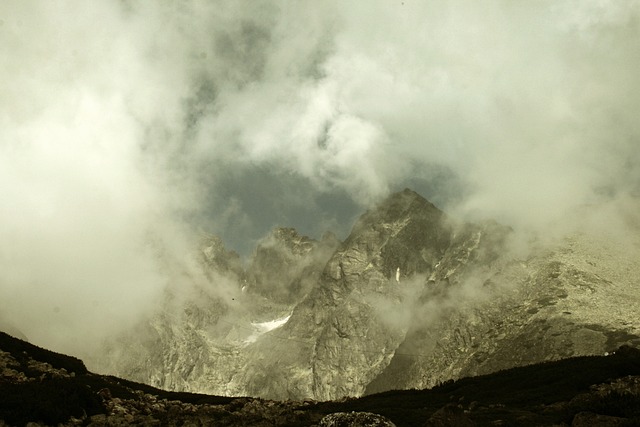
[88,188,640,402]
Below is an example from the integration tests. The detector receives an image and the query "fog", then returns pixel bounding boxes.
[1,1,639,357]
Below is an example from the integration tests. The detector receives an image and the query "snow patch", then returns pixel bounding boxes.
[244,314,291,344]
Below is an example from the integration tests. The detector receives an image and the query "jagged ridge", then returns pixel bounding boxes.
[90,188,640,402]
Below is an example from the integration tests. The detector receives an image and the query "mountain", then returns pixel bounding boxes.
[93,226,340,396]
[90,188,640,401]
[236,188,505,400]
[2,330,640,426]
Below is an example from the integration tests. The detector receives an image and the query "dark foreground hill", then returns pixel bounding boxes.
[2,331,640,426]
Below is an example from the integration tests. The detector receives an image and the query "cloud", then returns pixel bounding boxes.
[1,0,639,357]
[186,0,640,232]
[0,1,197,355]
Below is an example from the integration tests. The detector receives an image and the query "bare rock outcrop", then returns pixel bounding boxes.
[91,188,640,402]
[318,411,396,426]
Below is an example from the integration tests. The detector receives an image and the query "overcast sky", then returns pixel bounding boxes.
[1,0,639,355]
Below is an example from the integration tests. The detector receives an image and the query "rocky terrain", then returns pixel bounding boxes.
[92,226,340,396]
[367,226,640,394]
[3,330,640,426]
[89,189,640,402]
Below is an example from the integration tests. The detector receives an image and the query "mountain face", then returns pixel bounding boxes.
[366,231,640,394]
[246,227,340,305]
[91,189,640,401]
[94,226,340,396]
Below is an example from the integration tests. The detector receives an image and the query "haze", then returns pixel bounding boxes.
[1,1,638,358]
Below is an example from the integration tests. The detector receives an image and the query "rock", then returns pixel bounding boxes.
[318,411,396,426]
[98,388,112,401]
[90,188,640,401]
[424,404,475,426]
[200,234,245,280]
[367,229,640,393]
[88,414,107,425]
[571,411,627,426]
[246,227,338,304]
[93,227,339,399]
[237,189,455,399]
[3,328,640,427]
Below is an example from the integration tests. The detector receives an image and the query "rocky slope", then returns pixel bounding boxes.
[94,227,339,397]
[3,331,640,426]
[91,188,640,401]
[237,188,492,400]
[366,228,640,394]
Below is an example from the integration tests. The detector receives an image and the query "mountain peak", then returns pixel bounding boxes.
[379,188,442,217]
[387,187,430,203]
[351,188,445,235]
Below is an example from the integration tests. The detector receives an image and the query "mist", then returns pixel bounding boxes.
[1,0,639,358]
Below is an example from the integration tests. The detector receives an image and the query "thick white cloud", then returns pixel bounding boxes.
[190,0,640,224]
[0,1,195,355]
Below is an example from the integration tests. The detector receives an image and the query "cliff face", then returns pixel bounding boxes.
[246,227,340,305]
[367,230,640,394]
[238,189,461,400]
[92,189,640,401]
[95,226,339,397]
